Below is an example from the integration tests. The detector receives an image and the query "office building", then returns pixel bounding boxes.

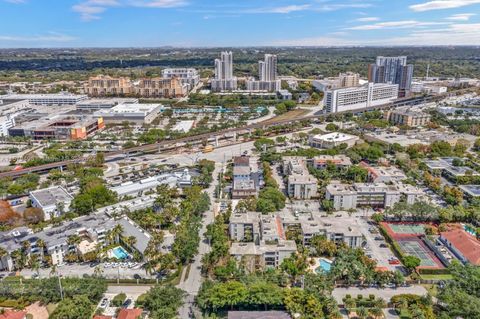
[324,83,398,113]
[309,132,359,149]
[368,56,414,97]
[339,72,360,88]
[94,103,163,124]
[9,115,105,140]
[211,51,238,91]
[135,77,186,98]
[29,186,73,221]
[162,68,200,90]
[246,54,281,92]
[0,93,88,106]
[385,106,431,127]
[325,182,423,210]
[85,75,133,96]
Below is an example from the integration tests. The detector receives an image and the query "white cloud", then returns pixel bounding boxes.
[271,22,480,46]
[72,0,187,21]
[356,17,379,22]
[410,0,480,12]
[446,13,476,20]
[347,20,445,30]
[315,3,373,11]
[0,33,75,42]
[243,4,311,14]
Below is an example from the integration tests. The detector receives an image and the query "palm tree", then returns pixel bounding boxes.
[356,307,368,319]
[370,306,384,319]
[36,239,46,262]
[93,265,104,278]
[110,224,124,243]
[125,236,137,250]
[21,240,31,253]
[28,255,40,278]
[11,249,26,270]
[49,264,57,277]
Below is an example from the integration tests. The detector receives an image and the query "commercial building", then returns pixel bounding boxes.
[211,51,238,92]
[246,54,281,92]
[135,77,186,98]
[94,103,163,124]
[0,93,88,106]
[29,186,73,221]
[162,68,200,90]
[324,83,398,113]
[76,98,138,111]
[85,75,133,96]
[385,107,431,127]
[283,157,318,199]
[325,182,423,210]
[440,228,480,265]
[0,99,30,117]
[339,72,360,88]
[309,132,359,149]
[368,56,414,97]
[8,114,105,140]
[110,170,192,197]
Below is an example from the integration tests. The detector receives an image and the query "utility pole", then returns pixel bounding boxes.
[58,275,64,300]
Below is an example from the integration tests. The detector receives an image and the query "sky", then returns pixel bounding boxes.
[1,0,480,47]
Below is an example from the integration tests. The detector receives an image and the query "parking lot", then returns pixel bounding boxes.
[98,285,152,316]
[357,218,400,271]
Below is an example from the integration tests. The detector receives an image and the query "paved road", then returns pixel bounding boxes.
[176,163,222,318]
[332,286,428,304]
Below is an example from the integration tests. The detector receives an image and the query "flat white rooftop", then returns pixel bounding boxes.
[312,132,358,142]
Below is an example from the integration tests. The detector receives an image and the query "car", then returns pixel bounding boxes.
[122,299,132,308]
[374,236,384,241]
[379,243,388,248]
[389,259,400,265]
[104,263,111,268]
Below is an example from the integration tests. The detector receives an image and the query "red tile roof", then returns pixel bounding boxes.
[117,309,143,319]
[441,229,480,265]
[0,311,26,319]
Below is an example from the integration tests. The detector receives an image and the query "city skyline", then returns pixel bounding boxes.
[0,0,480,48]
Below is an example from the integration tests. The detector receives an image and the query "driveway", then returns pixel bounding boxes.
[332,286,428,304]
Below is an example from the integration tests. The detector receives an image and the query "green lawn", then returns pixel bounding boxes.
[420,274,453,280]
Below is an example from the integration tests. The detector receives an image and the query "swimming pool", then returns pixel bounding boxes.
[315,258,332,273]
[112,246,129,260]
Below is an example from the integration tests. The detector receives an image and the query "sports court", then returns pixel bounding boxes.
[388,223,425,235]
[397,239,438,267]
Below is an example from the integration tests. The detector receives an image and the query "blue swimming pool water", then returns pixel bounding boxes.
[112,247,129,260]
[315,259,332,273]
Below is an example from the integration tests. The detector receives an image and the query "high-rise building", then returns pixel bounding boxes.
[211,51,237,91]
[368,56,414,97]
[246,54,281,92]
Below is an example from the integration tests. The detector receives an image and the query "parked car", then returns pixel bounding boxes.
[122,299,132,308]
[379,243,388,248]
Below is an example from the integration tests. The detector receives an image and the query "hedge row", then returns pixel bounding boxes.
[418,268,451,275]
[379,224,405,261]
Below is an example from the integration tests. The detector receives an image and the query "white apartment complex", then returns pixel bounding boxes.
[246,54,281,92]
[283,157,318,200]
[325,182,423,210]
[324,83,398,113]
[162,68,200,90]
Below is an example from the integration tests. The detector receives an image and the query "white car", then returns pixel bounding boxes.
[104,263,111,268]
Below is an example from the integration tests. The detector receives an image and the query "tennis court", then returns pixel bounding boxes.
[398,240,436,267]
[388,223,425,235]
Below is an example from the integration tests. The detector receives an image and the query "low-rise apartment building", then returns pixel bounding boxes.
[85,75,133,96]
[359,162,407,183]
[326,181,423,210]
[135,77,186,98]
[424,157,480,182]
[283,157,318,199]
[162,68,200,90]
[310,155,352,169]
[385,107,431,127]
[231,156,262,199]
